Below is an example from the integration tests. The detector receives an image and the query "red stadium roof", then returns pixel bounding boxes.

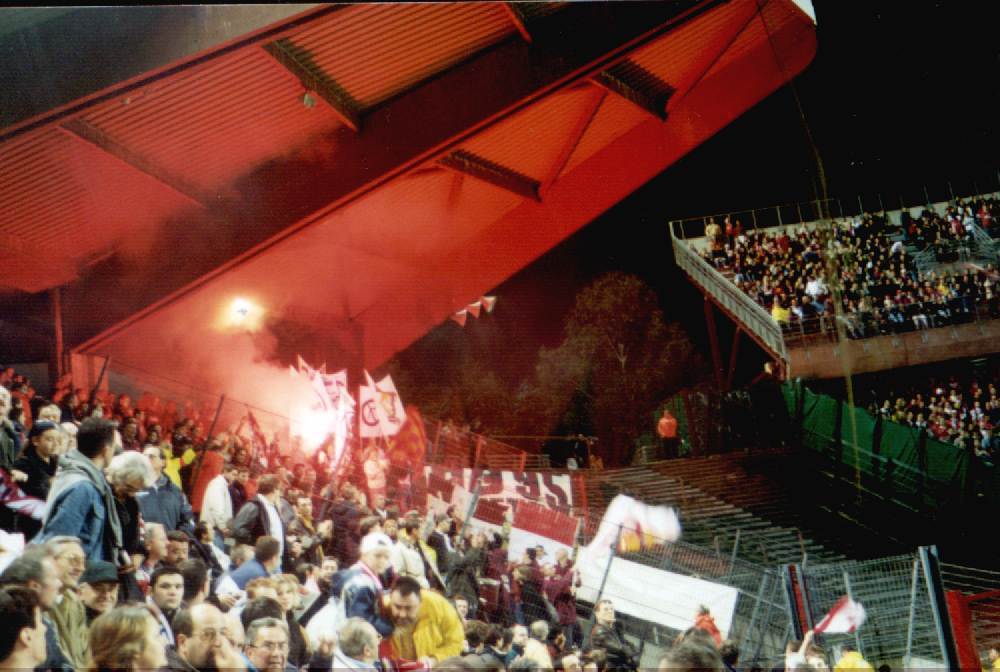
[0,1,816,378]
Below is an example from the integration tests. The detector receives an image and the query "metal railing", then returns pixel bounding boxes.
[776,294,1000,348]
[670,221,788,361]
[796,549,951,669]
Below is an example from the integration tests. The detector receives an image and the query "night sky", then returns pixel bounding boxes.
[404,0,999,387]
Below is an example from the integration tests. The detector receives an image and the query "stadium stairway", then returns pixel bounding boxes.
[580,449,910,567]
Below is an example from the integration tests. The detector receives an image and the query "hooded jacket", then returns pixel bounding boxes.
[332,562,394,637]
[38,448,123,562]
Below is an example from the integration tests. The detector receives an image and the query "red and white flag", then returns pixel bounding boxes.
[508,500,580,560]
[814,596,866,634]
[0,470,46,521]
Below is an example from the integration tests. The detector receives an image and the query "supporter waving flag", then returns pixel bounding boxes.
[814,596,867,634]
[0,468,45,521]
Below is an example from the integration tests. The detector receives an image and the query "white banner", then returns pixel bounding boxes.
[575,549,739,637]
[508,528,575,564]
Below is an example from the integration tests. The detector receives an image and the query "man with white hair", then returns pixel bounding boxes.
[333,617,381,672]
[332,532,395,637]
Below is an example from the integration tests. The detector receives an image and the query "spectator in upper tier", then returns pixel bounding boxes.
[38,418,123,563]
[137,444,195,533]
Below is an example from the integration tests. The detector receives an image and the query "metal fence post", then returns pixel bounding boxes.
[918,545,959,669]
[904,556,920,666]
[842,569,864,658]
[740,571,770,664]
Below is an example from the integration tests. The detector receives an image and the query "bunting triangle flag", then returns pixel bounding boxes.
[467,301,481,318]
[480,296,497,313]
[451,309,467,327]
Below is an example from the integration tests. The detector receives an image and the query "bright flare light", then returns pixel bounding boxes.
[218,296,264,331]
[290,405,334,454]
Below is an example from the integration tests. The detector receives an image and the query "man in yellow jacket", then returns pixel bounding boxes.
[383,576,464,667]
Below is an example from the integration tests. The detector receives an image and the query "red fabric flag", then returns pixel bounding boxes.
[189,450,224,514]
[386,406,428,469]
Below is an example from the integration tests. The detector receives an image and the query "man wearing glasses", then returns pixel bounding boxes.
[244,616,290,672]
[168,603,245,672]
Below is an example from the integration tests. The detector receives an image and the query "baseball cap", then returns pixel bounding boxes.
[359,532,393,555]
[80,560,119,585]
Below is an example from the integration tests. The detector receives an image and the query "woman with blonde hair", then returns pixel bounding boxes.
[274,573,311,667]
[87,604,167,671]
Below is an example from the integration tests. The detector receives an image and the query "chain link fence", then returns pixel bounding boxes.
[796,550,948,669]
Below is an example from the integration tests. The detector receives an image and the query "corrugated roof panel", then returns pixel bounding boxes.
[80,47,342,194]
[460,86,603,182]
[561,89,651,176]
[284,3,516,110]
[0,127,193,260]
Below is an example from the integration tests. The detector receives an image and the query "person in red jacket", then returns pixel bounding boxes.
[692,605,723,647]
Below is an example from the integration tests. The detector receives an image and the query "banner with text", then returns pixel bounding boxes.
[423,466,574,529]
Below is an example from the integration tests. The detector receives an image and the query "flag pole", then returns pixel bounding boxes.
[584,523,624,647]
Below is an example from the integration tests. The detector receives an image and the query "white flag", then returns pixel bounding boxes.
[372,374,406,436]
[321,369,351,408]
[359,381,381,438]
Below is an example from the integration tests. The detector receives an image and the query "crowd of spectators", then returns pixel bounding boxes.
[864,363,1000,466]
[697,196,1000,340]
[0,365,800,672]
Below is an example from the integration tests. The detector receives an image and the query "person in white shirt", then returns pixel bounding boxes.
[201,463,237,549]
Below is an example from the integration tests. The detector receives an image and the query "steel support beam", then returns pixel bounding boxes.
[60,119,212,208]
[502,3,532,43]
[540,87,607,196]
[262,39,362,132]
[592,60,674,121]
[666,1,761,114]
[726,326,743,391]
[439,150,541,202]
[704,297,725,390]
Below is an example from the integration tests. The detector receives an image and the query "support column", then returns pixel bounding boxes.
[49,287,64,393]
[725,327,742,391]
[704,298,725,390]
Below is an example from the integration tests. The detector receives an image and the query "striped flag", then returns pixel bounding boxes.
[0,469,45,521]
[814,596,866,634]
[508,500,579,560]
